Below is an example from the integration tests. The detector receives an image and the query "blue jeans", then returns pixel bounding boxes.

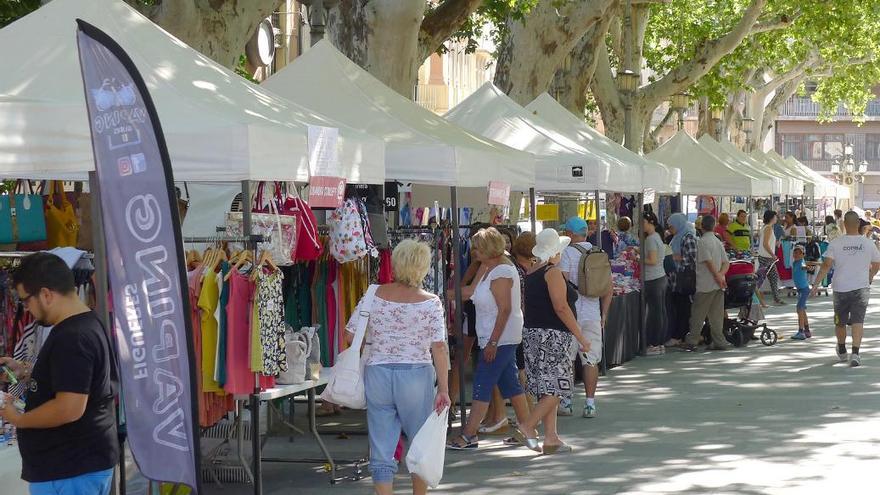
[472,344,523,402]
[30,468,113,495]
[796,288,809,310]
[365,363,435,484]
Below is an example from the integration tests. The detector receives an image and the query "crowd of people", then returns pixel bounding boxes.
[2,205,878,495]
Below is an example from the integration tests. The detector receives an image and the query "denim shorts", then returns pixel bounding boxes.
[796,288,810,310]
[365,363,435,484]
[29,468,114,495]
[472,344,524,402]
[834,287,871,326]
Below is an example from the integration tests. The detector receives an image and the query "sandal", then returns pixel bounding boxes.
[542,442,572,455]
[478,417,509,434]
[512,427,541,452]
[502,436,521,446]
[446,434,478,450]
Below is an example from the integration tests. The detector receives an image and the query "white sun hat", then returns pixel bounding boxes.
[532,228,571,263]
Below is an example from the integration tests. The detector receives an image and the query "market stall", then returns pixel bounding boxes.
[447,83,681,366]
[0,0,392,493]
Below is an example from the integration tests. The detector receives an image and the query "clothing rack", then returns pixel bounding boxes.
[182,234,269,244]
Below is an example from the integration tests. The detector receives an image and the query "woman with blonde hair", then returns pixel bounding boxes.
[347,239,450,494]
[448,227,531,450]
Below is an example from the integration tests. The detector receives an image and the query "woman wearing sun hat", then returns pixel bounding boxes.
[514,228,591,455]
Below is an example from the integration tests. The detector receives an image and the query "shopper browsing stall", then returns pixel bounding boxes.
[684,216,731,351]
[643,212,669,355]
[727,210,752,253]
[560,217,612,418]
[667,213,698,347]
[448,228,530,450]
[348,240,450,494]
[757,211,785,307]
[518,229,591,454]
[716,213,734,250]
[811,212,880,367]
[0,253,118,494]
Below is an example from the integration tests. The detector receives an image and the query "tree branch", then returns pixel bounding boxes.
[417,0,484,63]
[641,0,769,107]
[749,10,801,34]
[646,106,675,151]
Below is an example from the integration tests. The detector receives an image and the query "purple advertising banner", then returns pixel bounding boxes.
[76,20,200,492]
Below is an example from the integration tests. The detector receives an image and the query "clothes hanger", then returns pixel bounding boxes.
[225,249,253,282]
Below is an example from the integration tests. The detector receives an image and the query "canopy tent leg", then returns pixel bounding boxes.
[450,186,467,425]
[529,187,537,232]
[637,193,646,357]
[593,189,608,376]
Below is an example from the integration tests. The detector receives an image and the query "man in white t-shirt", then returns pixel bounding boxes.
[812,211,880,367]
[559,217,613,418]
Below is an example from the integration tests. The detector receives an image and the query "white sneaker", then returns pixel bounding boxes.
[851,353,861,367]
[582,404,598,418]
[837,347,849,363]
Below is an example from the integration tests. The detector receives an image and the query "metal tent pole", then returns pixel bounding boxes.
[594,189,608,376]
[450,186,467,424]
[637,193,646,357]
[242,180,262,495]
[529,187,537,232]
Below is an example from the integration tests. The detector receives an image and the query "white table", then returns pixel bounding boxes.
[231,369,362,494]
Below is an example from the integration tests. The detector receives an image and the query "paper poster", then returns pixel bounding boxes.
[307,125,340,177]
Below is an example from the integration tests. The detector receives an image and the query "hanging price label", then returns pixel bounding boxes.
[309,176,347,209]
[488,181,511,206]
[384,181,399,211]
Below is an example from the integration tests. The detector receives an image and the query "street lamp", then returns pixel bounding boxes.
[831,143,867,186]
[617,69,640,151]
[671,92,689,130]
[741,116,755,152]
[711,107,724,141]
[301,0,340,45]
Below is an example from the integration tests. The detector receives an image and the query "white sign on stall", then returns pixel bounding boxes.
[643,187,656,205]
[307,125,340,177]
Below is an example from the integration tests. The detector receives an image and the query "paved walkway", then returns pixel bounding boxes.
[198,284,880,495]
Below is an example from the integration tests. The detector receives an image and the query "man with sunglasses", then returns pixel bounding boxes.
[0,253,118,495]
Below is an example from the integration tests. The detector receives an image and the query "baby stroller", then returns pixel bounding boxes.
[723,260,777,347]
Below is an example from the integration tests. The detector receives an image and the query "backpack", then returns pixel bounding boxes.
[570,244,611,298]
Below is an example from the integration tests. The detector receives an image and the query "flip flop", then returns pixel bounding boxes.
[502,436,521,446]
[446,434,478,450]
[512,427,541,452]
[478,417,509,434]
[542,442,572,455]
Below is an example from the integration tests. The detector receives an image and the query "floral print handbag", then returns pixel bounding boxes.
[328,198,377,263]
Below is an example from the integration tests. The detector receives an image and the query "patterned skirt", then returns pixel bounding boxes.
[522,327,574,401]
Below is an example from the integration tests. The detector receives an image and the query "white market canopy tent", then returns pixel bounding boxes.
[698,136,798,196]
[0,0,385,183]
[780,153,850,199]
[717,139,803,196]
[524,93,680,193]
[445,82,645,193]
[752,150,819,196]
[262,40,533,189]
[648,131,773,196]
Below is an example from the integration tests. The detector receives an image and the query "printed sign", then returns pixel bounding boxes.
[384,181,399,212]
[76,21,200,493]
[536,204,560,222]
[488,181,511,206]
[309,175,347,209]
[307,125,340,177]
[643,188,656,205]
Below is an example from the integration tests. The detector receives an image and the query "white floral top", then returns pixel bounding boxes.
[346,294,446,366]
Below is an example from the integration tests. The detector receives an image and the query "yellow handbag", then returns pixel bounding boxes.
[44,181,79,248]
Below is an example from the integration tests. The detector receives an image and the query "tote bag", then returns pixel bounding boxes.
[320,285,378,409]
[0,181,47,245]
[44,181,79,248]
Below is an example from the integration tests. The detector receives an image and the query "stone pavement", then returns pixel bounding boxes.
[191,284,880,495]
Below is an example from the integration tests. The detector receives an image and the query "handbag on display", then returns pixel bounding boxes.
[320,285,378,409]
[328,198,376,264]
[0,181,47,248]
[176,183,190,224]
[44,181,79,248]
[274,182,323,262]
[276,335,308,385]
[225,182,296,265]
[296,325,322,379]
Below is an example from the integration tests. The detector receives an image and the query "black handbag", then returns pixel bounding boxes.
[675,267,696,296]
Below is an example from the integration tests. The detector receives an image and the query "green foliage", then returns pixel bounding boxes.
[641,0,880,120]
[0,0,40,28]
[443,0,539,54]
[234,54,258,83]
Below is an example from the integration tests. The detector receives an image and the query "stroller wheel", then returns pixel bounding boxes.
[760,327,778,346]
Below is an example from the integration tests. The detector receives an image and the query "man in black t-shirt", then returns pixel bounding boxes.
[0,253,118,494]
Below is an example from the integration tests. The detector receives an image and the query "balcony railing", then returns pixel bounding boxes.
[415,84,449,115]
[796,159,880,173]
[780,97,880,118]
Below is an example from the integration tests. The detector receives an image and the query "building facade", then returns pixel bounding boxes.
[774,89,880,208]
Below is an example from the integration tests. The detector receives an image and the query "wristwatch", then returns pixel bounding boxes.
[487,340,498,347]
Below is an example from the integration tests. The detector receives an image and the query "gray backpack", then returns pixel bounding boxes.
[571,244,611,298]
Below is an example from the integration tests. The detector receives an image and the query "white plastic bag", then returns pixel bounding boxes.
[405,407,449,489]
[319,285,378,409]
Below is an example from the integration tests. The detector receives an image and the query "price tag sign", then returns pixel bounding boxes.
[643,188,656,205]
[488,181,511,206]
[384,181,399,211]
[309,176,347,209]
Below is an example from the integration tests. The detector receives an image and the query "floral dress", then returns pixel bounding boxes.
[256,269,288,376]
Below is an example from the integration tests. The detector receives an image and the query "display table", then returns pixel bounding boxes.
[603,291,641,369]
[0,444,26,495]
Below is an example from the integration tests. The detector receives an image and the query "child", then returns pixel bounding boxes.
[791,245,814,340]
